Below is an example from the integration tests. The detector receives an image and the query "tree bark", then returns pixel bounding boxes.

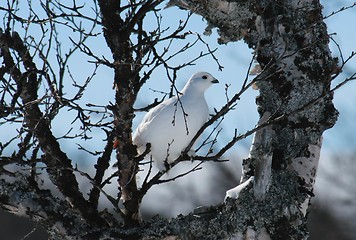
[166,0,338,238]
[97,0,165,226]
[98,0,143,226]
[0,29,106,229]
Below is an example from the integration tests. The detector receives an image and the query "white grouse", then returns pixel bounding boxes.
[133,72,219,171]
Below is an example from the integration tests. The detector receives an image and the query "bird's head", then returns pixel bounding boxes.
[182,72,219,94]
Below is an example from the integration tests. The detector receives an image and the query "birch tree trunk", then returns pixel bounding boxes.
[162,0,338,239]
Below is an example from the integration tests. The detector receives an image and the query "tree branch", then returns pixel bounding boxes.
[0,28,105,226]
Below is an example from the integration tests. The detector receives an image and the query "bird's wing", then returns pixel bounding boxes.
[134,97,178,141]
[139,96,178,125]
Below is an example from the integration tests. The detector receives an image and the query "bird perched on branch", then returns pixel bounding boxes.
[133,72,219,171]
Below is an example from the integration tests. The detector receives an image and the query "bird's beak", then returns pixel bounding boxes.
[211,78,219,84]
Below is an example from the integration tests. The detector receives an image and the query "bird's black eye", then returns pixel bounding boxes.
[202,75,207,79]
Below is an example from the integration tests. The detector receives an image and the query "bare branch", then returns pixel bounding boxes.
[323,2,356,19]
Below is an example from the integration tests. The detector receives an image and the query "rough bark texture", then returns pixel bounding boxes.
[98,0,141,226]
[164,0,338,239]
[97,0,164,226]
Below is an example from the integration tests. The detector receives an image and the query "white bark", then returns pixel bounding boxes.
[249,112,274,201]
[288,138,322,216]
[166,0,338,239]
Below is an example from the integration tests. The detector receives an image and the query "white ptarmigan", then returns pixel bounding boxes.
[133,72,218,171]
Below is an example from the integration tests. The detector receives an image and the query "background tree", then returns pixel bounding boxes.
[0,0,355,239]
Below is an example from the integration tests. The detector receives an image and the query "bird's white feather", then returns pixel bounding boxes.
[133,72,218,171]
